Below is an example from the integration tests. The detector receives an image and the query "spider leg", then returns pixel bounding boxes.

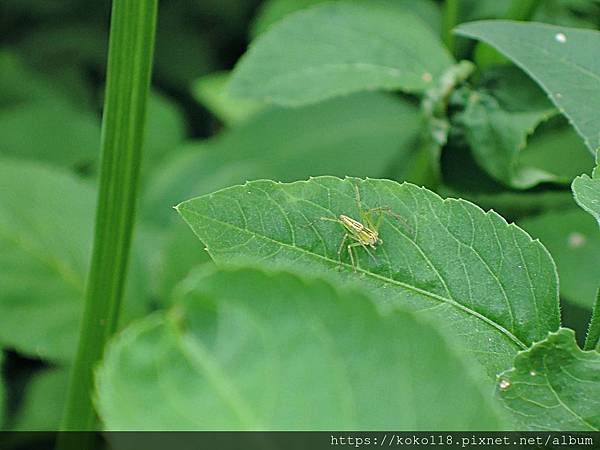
[347,241,359,272]
[360,242,377,263]
[302,216,339,228]
[366,206,413,235]
[319,216,340,222]
[337,233,349,268]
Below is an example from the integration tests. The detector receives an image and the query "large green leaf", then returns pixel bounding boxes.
[250,0,442,37]
[229,2,453,106]
[97,266,505,430]
[519,209,600,309]
[141,93,422,226]
[0,100,100,170]
[176,177,561,377]
[192,72,265,125]
[0,159,149,362]
[572,156,600,228]
[497,328,600,431]
[0,160,92,361]
[456,21,600,153]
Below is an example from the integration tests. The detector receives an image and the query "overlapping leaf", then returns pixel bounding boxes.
[177,177,561,377]
[230,2,453,106]
[456,21,600,153]
[497,329,600,431]
[97,266,505,430]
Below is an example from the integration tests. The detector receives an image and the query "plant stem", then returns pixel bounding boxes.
[584,289,600,351]
[442,0,459,57]
[60,0,158,435]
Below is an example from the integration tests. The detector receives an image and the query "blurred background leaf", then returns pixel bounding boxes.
[97,266,506,430]
[141,92,422,226]
[0,160,94,362]
[153,222,213,304]
[519,209,600,310]
[0,159,151,363]
[229,1,453,106]
[518,119,594,181]
[0,51,91,109]
[0,101,100,171]
[142,92,188,181]
[10,367,67,431]
[192,71,266,126]
[250,0,442,37]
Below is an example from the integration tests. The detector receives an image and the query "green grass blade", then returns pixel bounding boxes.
[59,0,158,433]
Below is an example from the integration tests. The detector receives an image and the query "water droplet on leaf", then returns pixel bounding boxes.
[555,33,567,43]
[498,379,511,390]
[568,232,586,248]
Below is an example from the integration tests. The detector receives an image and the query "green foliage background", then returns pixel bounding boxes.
[1,0,599,435]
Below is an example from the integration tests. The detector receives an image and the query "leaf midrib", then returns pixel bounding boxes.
[180,206,528,351]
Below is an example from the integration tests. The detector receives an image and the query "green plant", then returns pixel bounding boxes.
[0,0,599,438]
